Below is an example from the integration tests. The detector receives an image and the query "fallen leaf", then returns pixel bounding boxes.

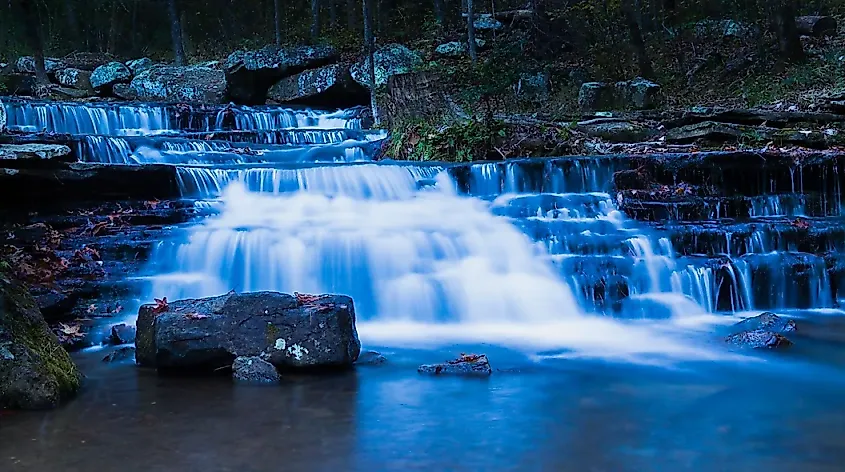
[152,297,169,315]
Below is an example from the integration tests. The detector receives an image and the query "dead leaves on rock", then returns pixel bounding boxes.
[451,353,484,364]
[294,292,336,313]
[152,297,169,315]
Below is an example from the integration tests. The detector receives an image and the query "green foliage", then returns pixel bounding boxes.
[388,118,506,162]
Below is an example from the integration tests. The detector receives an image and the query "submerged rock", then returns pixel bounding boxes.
[350,44,422,89]
[232,356,281,383]
[90,61,132,90]
[418,354,492,377]
[102,346,136,363]
[130,66,227,103]
[135,291,360,371]
[268,63,367,106]
[725,329,793,349]
[225,44,338,103]
[54,68,94,92]
[731,312,797,335]
[110,323,136,345]
[356,350,387,366]
[0,271,82,409]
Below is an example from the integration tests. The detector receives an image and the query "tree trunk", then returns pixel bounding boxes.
[274,0,283,45]
[362,0,379,125]
[622,0,654,78]
[311,0,322,41]
[467,0,478,62]
[329,0,338,26]
[107,0,119,55]
[18,0,49,86]
[346,0,357,30]
[774,1,805,62]
[167,0,186,66]
[433,0,444,25]
[64,0,81,45]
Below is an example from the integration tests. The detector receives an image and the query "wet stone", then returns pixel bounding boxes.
[356,350,387,366]
[232,356,281,384]
[730,312,797,335]
[110,323,136,345]
[725,329,793,349]
[418,354,492,377]
[102,346,136,363]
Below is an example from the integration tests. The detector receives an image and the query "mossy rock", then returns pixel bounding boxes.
[0,269,82,410]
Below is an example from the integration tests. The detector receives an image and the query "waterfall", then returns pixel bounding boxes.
[3,100,172,135]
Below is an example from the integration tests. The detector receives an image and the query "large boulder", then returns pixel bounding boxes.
[90,61,132,90]
[576,119,654,143]
[225,44,338,104]
[125,58,154,75]
[130,66,227,103]
[0,270,83,409]
[136,291,361,371]
[54,68,94,92]
[350,44,423,90]
[578,78,661,112]
[15,56,64,74]
[473,15,504,31]
[61,52,117,71]
[267,63,368,107]
[435,40,486,58]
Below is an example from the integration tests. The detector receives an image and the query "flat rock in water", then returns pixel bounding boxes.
[135,291,360,372]
[725,329,793,349]
[730,312,797,335]
[232,356,281,383]
[418,354,492,377]
[0,144,72,161]
[103,346,136,363]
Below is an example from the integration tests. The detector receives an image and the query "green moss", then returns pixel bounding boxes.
[388,118,506,162]
[265,322,280,345]
[0,271,81,400]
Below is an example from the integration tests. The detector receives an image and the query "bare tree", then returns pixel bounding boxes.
[274,0,283,45]
[166,0,186,66]
[18,0,48,86]
[773,0,804,62]
[362,0,379,125]
[467,0,478,61]
[311,0,322,41]
[433,0,444,26]
[621,0,654,78]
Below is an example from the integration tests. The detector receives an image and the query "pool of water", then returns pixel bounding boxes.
[4,314,845,472]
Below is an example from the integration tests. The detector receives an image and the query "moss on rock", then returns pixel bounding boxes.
[0,269,82,410]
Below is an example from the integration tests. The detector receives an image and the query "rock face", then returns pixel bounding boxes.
[126,58,154,75]
[0,144,72,161]
[15,56,64,74]
[232,356,281,383]
[267,64,368,107]
[55,68,94,92]
[350,44,422,89]
[130,66,227,103]
[90,62,132,90]
[0,271,82,409]
[136,291,360,371]
[578,78,661,112]
[225,44,338,103]
[725,313,796,350]
[418,354,492,376]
